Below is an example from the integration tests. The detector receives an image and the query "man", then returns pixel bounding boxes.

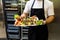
[20,0,55,40]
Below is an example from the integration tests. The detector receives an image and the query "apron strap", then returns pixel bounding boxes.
[31,0,35,9]
[30,0,35,17]
[43,0,44,9]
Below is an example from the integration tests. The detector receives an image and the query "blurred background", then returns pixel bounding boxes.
[0,0,60,40]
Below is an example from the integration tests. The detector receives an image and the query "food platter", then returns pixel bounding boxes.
[14,15,43,27]
[14,25,37,27]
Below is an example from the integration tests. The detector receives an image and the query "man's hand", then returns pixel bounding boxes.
[20,13,29,19]
[31,15,39,20]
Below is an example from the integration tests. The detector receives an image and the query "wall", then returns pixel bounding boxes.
[48,0,60,34]
[50,0,60,9]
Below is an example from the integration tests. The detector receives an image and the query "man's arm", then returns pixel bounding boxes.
[45,2,55,24]
[20,1,30,18]
[45,15,55,24]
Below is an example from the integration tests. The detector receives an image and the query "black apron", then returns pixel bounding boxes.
[28,0,48,40]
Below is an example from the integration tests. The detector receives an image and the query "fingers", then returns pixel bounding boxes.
[20,14,26,19]
[31,15,39,20]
